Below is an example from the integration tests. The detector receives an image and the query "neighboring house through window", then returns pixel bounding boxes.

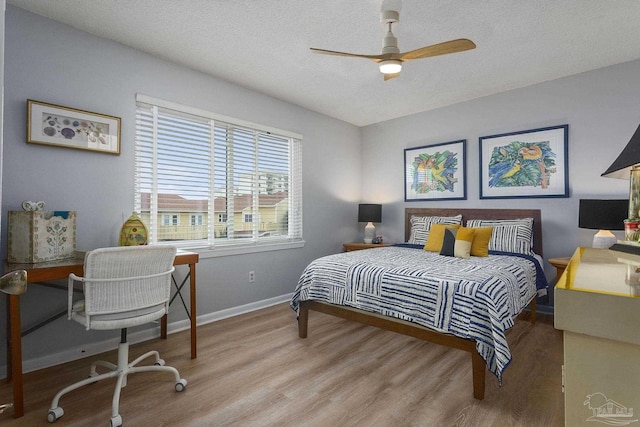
[134,94,303,253]
[190,214,203,226]
[162,214,179,226]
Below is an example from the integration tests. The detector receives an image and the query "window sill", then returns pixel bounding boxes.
[186,240,305,259]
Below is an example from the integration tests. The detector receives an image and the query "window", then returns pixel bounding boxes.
[162,214,179,226]
[134,94,303,251]
[190,214,203,226]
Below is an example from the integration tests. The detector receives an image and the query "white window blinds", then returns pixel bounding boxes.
[134,95,303,250]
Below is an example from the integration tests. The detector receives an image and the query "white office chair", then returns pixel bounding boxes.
[47,246,187,427]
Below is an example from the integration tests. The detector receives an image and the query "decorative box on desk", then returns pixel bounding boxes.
[7,210,77,263]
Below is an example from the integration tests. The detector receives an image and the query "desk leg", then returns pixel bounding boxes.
[189,262,197,359]
[5,294,10,383]
[8,294,24,418]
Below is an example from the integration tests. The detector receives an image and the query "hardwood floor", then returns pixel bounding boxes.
[0,303,563,426]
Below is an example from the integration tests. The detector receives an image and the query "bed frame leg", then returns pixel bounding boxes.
[471,350,485,400]
[529,297,537,325]
[298,303,309,338]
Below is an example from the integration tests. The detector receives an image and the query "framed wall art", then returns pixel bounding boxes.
[27,99,121,154]
[479,124,568,199]
[404,139,466,201]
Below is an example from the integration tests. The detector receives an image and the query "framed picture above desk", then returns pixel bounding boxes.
[3,249,198,418]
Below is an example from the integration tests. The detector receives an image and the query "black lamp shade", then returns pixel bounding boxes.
[358,204,382,223]
[578,199,628,230]
[602,123,640,179]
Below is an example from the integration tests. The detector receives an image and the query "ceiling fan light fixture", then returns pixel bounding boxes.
[379,60,402,74]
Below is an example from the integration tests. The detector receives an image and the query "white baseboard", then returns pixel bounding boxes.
[2,293,293,376]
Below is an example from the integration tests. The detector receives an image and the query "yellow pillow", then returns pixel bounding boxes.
[424,223,460,252]
[470,227,493,257]
[454,227,475,259]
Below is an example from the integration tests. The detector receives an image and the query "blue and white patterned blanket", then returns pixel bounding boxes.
[290,246,547,383]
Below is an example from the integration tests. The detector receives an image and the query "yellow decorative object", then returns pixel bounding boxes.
[119,212,148,246]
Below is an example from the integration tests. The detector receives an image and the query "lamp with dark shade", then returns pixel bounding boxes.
[578,199,628,248]
[602,122,640,220]
[358,203,382,244]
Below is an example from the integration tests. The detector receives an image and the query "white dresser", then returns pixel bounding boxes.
[555,247,640,426]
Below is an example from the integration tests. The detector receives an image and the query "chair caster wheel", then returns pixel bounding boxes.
[47,407,64,423]
[155,359,165,366]
[110,414,122,427]
[175,378,187,392]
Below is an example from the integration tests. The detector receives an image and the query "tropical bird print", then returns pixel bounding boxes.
[518,145,543,160]
[518,144,554,188]
[411,151,458,193]
[488,160,521,187]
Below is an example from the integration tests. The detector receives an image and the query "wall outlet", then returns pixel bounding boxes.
[249,271,255,283]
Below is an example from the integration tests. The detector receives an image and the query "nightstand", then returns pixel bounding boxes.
[548,256,571,280]
[343,242,390,252]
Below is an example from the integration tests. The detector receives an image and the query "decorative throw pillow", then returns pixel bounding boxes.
[454,227,475,259]
[440,227,475,259]
[424,224,461,252]
[439,228,458,257]
[466,218,534,255]
[469,227,493,257]
[408,214,462,245]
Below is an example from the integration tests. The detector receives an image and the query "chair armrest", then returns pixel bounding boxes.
[68,273,83,320]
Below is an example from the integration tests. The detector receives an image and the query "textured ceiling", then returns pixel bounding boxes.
[8,0,640,126]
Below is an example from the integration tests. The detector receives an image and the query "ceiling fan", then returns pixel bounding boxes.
[310,1,476,81]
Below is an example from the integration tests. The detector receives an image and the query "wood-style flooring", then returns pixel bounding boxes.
[0,303,563,426]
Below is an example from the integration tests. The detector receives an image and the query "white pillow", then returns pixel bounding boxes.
[408,214,462,245]
[466,218,534,255]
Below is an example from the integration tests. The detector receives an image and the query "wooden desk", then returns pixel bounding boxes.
[4,249,198,418]
[555,248,640,425]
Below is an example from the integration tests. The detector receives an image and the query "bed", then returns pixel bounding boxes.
[290,207,547,400]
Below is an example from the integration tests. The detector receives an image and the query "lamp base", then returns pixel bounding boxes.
[364,222,376,244]
[592,230,616,248]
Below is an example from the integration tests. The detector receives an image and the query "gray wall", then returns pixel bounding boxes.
[4,4,640,371]
[1,6,362,370]
[361,59,640,295]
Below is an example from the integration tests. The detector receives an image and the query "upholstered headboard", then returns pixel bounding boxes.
[404,207,543,257]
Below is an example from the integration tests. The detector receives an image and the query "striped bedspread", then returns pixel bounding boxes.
[290,246,545,383]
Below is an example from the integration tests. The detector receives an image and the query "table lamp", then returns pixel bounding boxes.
[601,122,640,253]
[578,199,628,248]
[601,123,640,219]
[358,203,382,244]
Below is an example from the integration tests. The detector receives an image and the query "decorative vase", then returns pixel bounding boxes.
[629,167,640,220]
[119,212,148,246]
[624,219,640,242]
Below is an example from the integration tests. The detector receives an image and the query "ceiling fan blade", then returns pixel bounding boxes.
[310,47,383,61]
[384,72,400,81]
[400,38,476,61]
